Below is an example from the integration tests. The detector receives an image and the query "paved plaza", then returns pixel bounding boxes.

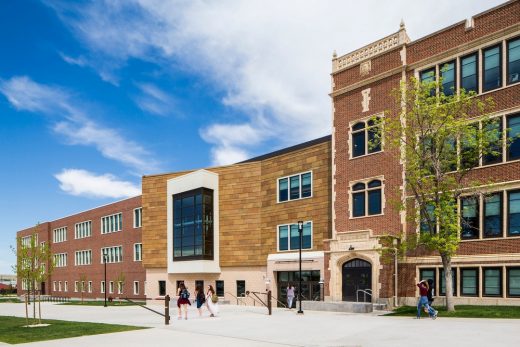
[1,303,519,346]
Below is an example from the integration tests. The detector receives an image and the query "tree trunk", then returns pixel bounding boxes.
[441,253,455,311]
[38,291,42,324]
[24,293,29,325]
[32,280,36,321]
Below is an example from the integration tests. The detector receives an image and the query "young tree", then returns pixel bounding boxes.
[383,74,500,311]
[115,272,125,304]
[78,273,88,303]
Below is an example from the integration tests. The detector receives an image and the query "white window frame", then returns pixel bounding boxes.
[134,243,142,261]
[101,246,123,263]
[53,227,67,243]
[133,281,139,295]
[109,281,114,294]
[74,281,79,293]
[101,212,123,234]
[349,113,384,160]
[64,281,68,292]
[133,207,142,228]
[88,281,92,293]
[58,281,62,292]
[349,176,385,219]
[74,220,92,239]
[54,253,68,267]
[117,281,123,295]
[53,281,57,292]
[101,281,105,294]
[277,171,313,203]
[276,221,313,252]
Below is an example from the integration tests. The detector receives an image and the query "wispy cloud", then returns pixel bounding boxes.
[55,169,140,198]
[59,52,88,67]
[0,76,159,173]
[134,82,175,116]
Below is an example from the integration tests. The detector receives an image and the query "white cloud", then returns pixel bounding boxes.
[59,52,87,67]
[134,82,175,116]
[0,76,159,173]
[44,0,506,163]
[55,169,140,198]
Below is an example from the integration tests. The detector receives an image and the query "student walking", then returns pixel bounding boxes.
[195,284,206,317]
[206,284,219,317]
[416,280,437,319]
[286,284,295,309]
[177,283,191,320]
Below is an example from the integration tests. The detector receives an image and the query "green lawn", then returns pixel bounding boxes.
[386,305,520,319]
[0,316,147,344]
[60,300,145,306]
[0,298,21,303]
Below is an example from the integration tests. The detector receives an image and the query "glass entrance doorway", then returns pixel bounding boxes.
[277,270,321,308]
[342,259,372,302]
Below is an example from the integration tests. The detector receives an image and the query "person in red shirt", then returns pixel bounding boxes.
[416,280,437,319]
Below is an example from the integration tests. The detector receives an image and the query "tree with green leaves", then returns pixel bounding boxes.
[78,273,88,303]
[12,225,54,324]
[382,72,502,311]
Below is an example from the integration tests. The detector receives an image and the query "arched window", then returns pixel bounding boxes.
[351,118,382,158]
[351,179,383,217]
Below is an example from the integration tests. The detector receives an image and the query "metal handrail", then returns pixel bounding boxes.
[270,294,287,308]
[356,289,373,302]
[224,292,247,305]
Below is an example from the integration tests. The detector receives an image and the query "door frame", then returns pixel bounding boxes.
[341,258,372,302]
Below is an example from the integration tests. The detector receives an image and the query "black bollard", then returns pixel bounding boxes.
[165,295,170,325]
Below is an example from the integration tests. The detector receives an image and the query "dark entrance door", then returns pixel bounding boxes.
[40,282,46,295]
[277,270,321,307]
[342,259,372,302]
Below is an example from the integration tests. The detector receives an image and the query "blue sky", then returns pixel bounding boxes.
[0,0,506,274]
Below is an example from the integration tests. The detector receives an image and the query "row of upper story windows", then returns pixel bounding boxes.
[51,244,142,267]
[420,188,520,239]
[49,208,142,243]
[419,36,520,95]
[52,280,143,296]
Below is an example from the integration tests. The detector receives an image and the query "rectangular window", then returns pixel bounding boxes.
[53,253,68,267]
[484,193,503,237]
[101,246,123,263]
[101,281,105,294]
[278,172,312,202]
[507,114,520,161]
[216,280,224,297]
[419,268,436,293]
[508,190,520,236]
[64,281,68,292]
[134,208,142,228]
[352,190,365,217]
[109,281,114,294]
[507,267,520,297]
[236,280,246,297]
[134,243,142,261]
[158,280,166,296]
[483,45,502,92]
[53,227,67,243]
[58,281,62,292]
[101,213,123,234]
[439,268,457,296]
[420,204,436,233]
[460,123,479,169]
[88,281,92,293]
[75,221,92,239]
[53,281,56,292]
[75,250,92,266]
[74,281,79,293]
[117,281,123,294]
[461,53,478,93]
[134,281,139,295]
[483,268,502,296]
[440,60,456,96]
[461,196,479,239]
[460,268,479,296]
[507,37,520,85]
[482,118,502,165]
[278,222,312,251]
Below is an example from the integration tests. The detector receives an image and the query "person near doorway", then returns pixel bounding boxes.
[286,284,295,309]
[416,280,437,319]
[206,284,219,317]
[195,284,206,317]
[177,283,191,320]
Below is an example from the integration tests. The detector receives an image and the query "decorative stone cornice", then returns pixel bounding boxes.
[332,24,410,74]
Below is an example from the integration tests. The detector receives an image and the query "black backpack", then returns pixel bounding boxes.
[180,289,190,299]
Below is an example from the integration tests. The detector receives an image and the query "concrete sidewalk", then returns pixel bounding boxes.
[1,302,519,346]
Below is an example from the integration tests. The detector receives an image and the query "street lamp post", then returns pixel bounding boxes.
[103,252,107,307]
[297,221,304,314]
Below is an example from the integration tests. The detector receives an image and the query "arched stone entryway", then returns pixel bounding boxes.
[342,258,372,302]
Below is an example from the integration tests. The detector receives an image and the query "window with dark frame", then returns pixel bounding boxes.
[419,269,436,293]
[508,190,520,236]
[460,196,479,239]
[278,172,312,202]
[216,280,224,296]
[460,123,479,169]
[236,280,246,297]
[507,37,520,85]
[195,280,204,291]
[173,188,214,260]
[351,118,382,158]
[351,180,382,218]
[507,114,520,161]
[483,268,502,297]
[440,60,456,96]
[420,203,436,234]
[483,45,502,92]
[461,53,478,93]
[439,268,457,296]
[507,267,520,297]
[460,268,479,296]
[482,118,503,165]
[278,222,312,251]
[159,280,166,296]
[484,193,503,238]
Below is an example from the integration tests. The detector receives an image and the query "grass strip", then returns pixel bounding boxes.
[385,305,520,319]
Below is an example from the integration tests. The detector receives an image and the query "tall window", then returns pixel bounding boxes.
[216,280,224,296]
[134,281,139,295]
[507,37,520,85]
[351,180,382,217]
[101,213,122,234]
[460,268,478,296]
[439,268,457,296]
[64,281,68,292]
[75,250,92,266]
[508,190,520,236]
[460,196,479,239]
[482,118,502,165]
[101,246,123,263]
[109,281,114,294]
[460,123,479,169]
[173,188,213,260]
[461,53,478,93]
[507,267,520,297]
[483,45,502,92]
[351,118,382,158]
[507,114,520,161]
[75,221,92,239]
[101,281,105,294]
[236,280,246,297]
[420,67,436,97]
[278,222,312,251]
[134,208,142,228]
[278,172,312,202]
[484,193,503,237]
[134,243,142,261]
[53,227,67,243]
[158,281,166,296]
[483,268,502,296]
[440,61,456,96]
[54,253,67,267]
[88,281,92,293]
[420,204,436,233]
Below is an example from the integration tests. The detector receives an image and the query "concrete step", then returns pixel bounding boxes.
[299,300,373,313]
[372,303,387,311]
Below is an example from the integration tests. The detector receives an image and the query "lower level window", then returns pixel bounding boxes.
[460,268,479,296]
[159,280,166,296]
[134,281,139,295]
[216,280,224,296]
[419,268,436,290]
[483,268,501,296]
[439,269,457,296]
[237,280,246,297]
[278,222,312,251]
[508,267,520,297]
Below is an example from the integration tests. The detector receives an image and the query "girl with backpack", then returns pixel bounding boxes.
[177,282,191,320]
[195,284,206,317]
[206,284,219,317]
